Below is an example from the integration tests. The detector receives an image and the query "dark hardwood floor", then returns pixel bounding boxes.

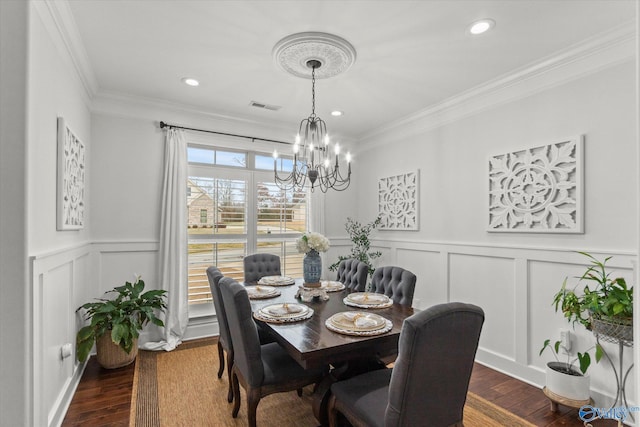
[62,350,620,426]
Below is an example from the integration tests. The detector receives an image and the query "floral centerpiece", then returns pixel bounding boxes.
[296,232,330,286]
[296,231,330,254]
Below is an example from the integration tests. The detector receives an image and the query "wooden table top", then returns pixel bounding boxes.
[248,279,415,369]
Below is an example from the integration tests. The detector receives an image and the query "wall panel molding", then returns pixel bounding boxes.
[370,237,636,408]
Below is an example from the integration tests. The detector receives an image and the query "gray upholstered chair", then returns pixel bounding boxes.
[243,253,282,284]
[206,266,235,402]
[207,266,277,403]
[370,266,417,306]
[328,302,485,427]
[335,258,369,292]
[219,277,326,427]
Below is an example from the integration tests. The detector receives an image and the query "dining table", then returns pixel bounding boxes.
[245,278,416,425]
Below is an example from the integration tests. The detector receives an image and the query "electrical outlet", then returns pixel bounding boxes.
[560,330,571,353]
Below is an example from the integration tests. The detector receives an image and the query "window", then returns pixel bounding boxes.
[187,145,309,309]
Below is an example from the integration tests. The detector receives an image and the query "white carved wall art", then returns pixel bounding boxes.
[488,136,583,233]
[378,171,419,230]
[57,117,85,230]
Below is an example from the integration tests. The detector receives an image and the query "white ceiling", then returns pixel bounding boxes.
[66,0,635,140]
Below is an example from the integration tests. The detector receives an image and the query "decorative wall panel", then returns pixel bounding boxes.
[57,117,85,230]
[488,136,583,233]
[378,171,419,230]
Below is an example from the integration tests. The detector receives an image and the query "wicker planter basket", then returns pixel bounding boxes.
[591,315,633,346]
[96,333,138,369]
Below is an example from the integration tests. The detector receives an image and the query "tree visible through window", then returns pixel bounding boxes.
[186,145,308,307]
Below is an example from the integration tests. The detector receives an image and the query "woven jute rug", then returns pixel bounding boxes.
[130,338,535,427]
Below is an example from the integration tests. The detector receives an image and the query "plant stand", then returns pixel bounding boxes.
[593,316,634,421]
[543,386,592,412]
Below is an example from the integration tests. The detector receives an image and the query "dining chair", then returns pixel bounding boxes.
[243,253,282,283]
[327,302,485,427]
[370,266,417,305]
[218,277,326,427]
[206,266,236,403]
[207,266,279,403]
[335,258,369,292]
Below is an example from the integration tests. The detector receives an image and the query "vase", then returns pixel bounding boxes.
[303,249,322,285]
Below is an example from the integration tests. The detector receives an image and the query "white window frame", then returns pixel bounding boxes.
[186,137,313,318]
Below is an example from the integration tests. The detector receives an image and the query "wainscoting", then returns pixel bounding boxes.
[328,238,637,412]
[33,239,636,426]
[31,241,159,427]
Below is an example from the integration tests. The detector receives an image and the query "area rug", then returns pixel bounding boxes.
[130,338,535,427]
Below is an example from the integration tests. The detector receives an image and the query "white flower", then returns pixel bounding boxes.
[296,232,330,254]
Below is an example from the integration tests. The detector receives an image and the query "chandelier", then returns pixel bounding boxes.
[274,60,351,192]
[272,32,356,193]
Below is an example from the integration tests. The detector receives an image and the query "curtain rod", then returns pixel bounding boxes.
[159,121,291,146]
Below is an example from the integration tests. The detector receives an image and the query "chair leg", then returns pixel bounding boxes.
[327,394,339,427]
[217,342,225,379]
[231,369,241,418]
[226,352,234,403]
[297,388,303,397]
[246,387,261,427]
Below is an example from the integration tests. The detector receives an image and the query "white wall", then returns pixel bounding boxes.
[348,58,637,408]
[0,1,31,425]
[25,2,93,426]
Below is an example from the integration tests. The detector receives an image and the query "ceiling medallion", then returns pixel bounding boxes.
[272,32,357,79]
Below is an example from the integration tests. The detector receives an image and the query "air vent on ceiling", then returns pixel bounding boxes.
[249,101,282,111]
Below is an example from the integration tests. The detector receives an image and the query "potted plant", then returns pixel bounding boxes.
[328,216,382,278]
[553,252,633,343]
[76,276,167,368]
[539,338,602,401]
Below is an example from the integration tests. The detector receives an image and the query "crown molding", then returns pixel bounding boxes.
[357,21,637,152]
[37,0,98,99]
[91,90,358,146]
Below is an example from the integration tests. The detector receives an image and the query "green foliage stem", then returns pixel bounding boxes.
[328,216,382,277]
[539,338,603,375]
[553,252,633,331]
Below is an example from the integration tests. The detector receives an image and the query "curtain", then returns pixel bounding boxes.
[140,128,188,351]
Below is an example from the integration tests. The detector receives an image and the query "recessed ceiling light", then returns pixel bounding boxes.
[181,77,200,87]
[331,111,343,117]
[468,19,495,35]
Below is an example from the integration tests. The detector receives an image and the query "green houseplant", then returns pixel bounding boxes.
[328,216,382,277]
[553,252,633,342]
[539,338,602,402]
[76,277,167,368]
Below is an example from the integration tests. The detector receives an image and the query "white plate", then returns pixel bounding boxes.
[254,307,314,324]
[325,317,393,336]
[329,311,386,332]
[321,280,345,292]
[257,275,296,286]
[259,303,308,318]
[345,292,390,304]
[246,285,280,299]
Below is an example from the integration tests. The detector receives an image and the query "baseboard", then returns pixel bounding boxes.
[49,360,88,427]
[183,316,219,342]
